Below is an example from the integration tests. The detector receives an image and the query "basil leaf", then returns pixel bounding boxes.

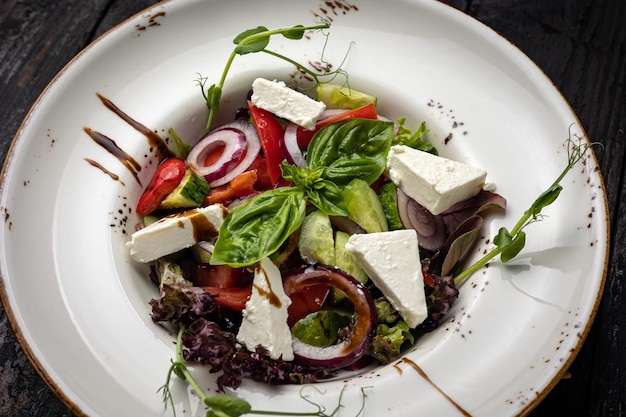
[307,119,394,186]
[233,26,270,55]
[210,187,306,267]
[305,178,348,216]
[282,163,347,216]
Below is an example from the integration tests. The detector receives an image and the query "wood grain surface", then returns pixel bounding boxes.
[0,0,623,416]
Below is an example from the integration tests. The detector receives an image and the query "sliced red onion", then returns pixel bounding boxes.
[196,240,215,255]
[281,123,306,167]
[283,266,376,369]
[187,120,261,188]
[317,108,346,121]
[396,188,446,251]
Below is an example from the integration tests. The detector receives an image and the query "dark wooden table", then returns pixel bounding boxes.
[0,1,623,416]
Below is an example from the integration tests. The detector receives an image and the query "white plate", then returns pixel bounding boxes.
[0,0,609,416]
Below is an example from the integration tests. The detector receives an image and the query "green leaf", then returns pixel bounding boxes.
[169,128,192,158]
[210,187,307,267]
[500,231,526,263]
[233,26,270,54]
[493,227,513,248]
[281,24,306,40]
[305,178,348,216]
[529,185,562,216]
[307,119,394,186]
[206,84,222,111]
[205,394,252,417]
[393,119,437,155]
[281,163,348,216]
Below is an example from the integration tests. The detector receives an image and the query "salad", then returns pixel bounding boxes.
[126,69,506,390]
[121,22,592,416]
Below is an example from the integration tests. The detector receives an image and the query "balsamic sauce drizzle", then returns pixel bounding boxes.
[83,127,141,185]
[96,93,174,161]
[400,357,472,417]
[84,93,174,185]
[84,158,125,186]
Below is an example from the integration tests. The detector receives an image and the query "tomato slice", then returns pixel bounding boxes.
[287,284,330,327]
[203,285,252,311]
[296,103,378,148]
[135,157,187,216]
[187,263,253,288]
[248,101,285,185]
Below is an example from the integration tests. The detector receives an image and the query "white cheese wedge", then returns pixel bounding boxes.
[237,258,294,360]
[345,229,427,328]
[386,145,487,215]
[126,204,227,263]
[251,78,326,130]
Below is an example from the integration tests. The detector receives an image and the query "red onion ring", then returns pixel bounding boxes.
[397,188,446,251]
[187,120,261,188]
[281,123,306,167]
[283,266,376,369]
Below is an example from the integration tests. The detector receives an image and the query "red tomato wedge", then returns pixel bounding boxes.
[296,103,379,149]
[135,157,187,216]
[287,284,330,327]
[188,264,253,288]
[248,101,285,185]
[203,285,253,311]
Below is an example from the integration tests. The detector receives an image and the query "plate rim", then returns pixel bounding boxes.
[0,0,611,416]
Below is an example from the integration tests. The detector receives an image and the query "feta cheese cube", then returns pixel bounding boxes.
[386,145,487,215]
[126,204,227,263]
[237,258,294,360]
[251,78,326,130]
[345,229,427,328]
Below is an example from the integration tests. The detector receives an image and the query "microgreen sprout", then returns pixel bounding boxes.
[453,129,601,285]
[197,21,340,133]
[159,328,369,417]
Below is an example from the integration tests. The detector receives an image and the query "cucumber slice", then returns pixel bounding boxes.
[342,178,388,233]
[298,210,335,266]
[335,231,368,284]
[316,83,377,109]
[379,181,404,230]
[160,169,210,209]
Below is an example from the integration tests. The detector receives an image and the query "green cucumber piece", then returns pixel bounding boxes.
[335,231,368,284]
[298,210,335,266]
[316,83,377,109]
[379,181,404,230]
[291,310,350,347]
[160,169,209,209]
[342,178,388,233]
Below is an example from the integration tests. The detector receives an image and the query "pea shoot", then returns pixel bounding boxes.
[197,21,343,133]
[159,328,368,417]
[453,131,601,285]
